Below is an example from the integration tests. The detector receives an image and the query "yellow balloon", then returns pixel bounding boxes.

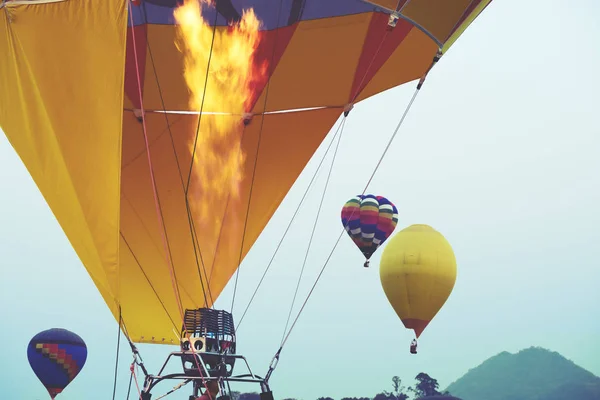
[379,224,457,338]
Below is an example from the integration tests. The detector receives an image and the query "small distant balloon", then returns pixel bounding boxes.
[27,328,88,399]
[341,194,398,267]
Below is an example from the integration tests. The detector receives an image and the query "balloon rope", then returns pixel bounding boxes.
[183,5,218,196]
[130,362,142,400]
[280,84,423,351]
[180,1,221,309]
[111,310,122,400]
[350,30,390,103]
[280,117,347,345]
[236,116,346,329]
[128,2,213,394]
[128,0,185,321]
[138,1,214,309]
[120,232,180,330]
[154,380,192,400]
[238,25,392,329]
[229,0,285,317]
[178,2,220,311]
[126,369,134,400]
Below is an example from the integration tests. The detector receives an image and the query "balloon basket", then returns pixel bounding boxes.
[140,350,271,399]
[179,308,237,377]
[140,308,272,399]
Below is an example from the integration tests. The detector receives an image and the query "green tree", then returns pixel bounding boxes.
[412,372,442,398]
[391,376,409,400]
[373,392,395,400]
[392,376,401,394]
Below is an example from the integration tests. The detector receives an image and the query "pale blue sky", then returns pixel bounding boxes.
[1,1,599,399]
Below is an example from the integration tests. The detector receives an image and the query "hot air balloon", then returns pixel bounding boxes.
[0,0,490,345]
[27,328,88,399]
[1,0,492,396]
[379,224,457,349]
[341,194,398,267]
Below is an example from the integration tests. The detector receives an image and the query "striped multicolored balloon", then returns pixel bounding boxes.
[341,194,399,267]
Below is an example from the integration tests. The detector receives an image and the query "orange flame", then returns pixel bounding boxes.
[174,0,266,241]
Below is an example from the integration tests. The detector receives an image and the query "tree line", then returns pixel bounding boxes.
[231,372,457,400]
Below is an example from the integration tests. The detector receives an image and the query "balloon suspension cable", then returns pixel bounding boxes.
[230,0,285,318]
[180,9,217,307]
[236,115,347,329]
[184,4,218,197]
[111,309,122,400]
[280,117,347,346]
[154,379,192,400]
[238,23,392,330]
[127,0,185,325]
[116,328,149,400]
[112,308,150,397]
[121,318,150,379]
[126,368,134,400]
[229,118,262,316]
[134,3,235,394]
[264,54,440,383]
[350,30,391,104]
[264,347,282,384]
[120,232,181,332]
[130,362,143,400]
[130,2,286,398]
[127,1,215,394]
[139,0,215,310]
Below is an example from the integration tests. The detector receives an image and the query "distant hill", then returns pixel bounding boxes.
[445,346,600,400]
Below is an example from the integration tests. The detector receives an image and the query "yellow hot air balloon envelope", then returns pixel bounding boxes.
[0,0,490,345]
[379,224,456,338]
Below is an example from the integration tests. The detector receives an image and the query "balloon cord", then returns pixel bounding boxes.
[229,0,286,317]
[127,1,213,395]
[127,0,184,324]
[350,29,390,103]
[236,115,347,329]
[111,310,122,400]
[131,362,142,400]
[239,24,392,330]
[126,368,134,400]
[280,117,347,345]
[280,84,423,351]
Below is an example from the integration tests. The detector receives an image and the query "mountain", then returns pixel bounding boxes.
[445,346,600,400]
